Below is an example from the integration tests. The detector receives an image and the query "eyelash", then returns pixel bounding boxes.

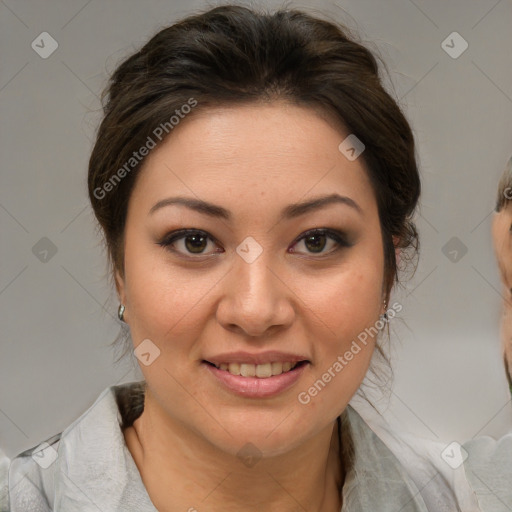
[157,228,352,258]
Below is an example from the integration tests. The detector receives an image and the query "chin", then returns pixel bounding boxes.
[200,414,316,459]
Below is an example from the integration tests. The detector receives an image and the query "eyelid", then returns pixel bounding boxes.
[291,228,352,248]
[157,228,222,256]
[157,227,352,257]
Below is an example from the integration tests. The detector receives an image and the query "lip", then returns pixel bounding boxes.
[203,360,309,398]
[203,350,310,366]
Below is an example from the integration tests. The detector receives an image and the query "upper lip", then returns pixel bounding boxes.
[204,351,310,366]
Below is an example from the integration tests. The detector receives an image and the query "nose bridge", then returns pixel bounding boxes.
[236,246,275,297]
[218,241,292,336]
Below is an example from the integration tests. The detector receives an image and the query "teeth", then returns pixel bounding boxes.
[215,361,301,378]
[256,363,272,378]
[228,362,240,375]
[240,363,256,377]
[271,362,282,375]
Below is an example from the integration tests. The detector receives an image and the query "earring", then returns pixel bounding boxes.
[118,304,126,322]
[381,300,388,322]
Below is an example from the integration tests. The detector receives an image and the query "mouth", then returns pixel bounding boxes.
[202,357,310,398]
[202,360,309,378]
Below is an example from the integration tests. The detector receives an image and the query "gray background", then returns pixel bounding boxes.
[1,0,512,459]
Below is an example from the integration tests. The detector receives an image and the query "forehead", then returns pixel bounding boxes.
[131,102,377,217]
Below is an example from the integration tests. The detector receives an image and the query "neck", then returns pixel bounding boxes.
[123,389,344,512]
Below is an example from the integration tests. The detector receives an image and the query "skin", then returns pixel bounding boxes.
[117,102,388,512]
[492,202,512,382]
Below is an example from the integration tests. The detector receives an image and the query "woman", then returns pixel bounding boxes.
[5,5,481,511]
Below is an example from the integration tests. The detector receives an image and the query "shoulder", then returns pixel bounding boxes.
[342,405,431,511]
[463,432,512,511]
[5,381,145,511]
[7,432,62,511]
[346,397,483,512]
[464,430,512,461]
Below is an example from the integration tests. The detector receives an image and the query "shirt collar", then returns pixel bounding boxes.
[54,381,157,510]
[341,406,429,512]
[52,381,428,511]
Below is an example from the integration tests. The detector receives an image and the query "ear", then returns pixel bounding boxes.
[114,268,126,305]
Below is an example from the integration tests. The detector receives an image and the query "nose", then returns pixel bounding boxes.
[216,249,295,338]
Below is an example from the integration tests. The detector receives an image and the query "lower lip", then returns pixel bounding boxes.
[203,362,308,398]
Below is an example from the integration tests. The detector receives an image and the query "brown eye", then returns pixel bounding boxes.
[304,233,328,253]
[290,228,351,256]
[184,233,208,253]
[158,230,221,257]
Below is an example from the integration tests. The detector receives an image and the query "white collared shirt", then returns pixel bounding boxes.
[0,381,488,511]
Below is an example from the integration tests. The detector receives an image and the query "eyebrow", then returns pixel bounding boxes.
[149,193,362,220]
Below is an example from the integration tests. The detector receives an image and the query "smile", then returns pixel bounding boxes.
[202,360,309,398]
[206,361,305,378]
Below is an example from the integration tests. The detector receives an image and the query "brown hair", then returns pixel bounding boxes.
[88,4,420,319]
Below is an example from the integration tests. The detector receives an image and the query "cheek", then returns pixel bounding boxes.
[292,259,383,402]
[311,269,382,381]
[298,269,383,416]
[122,232,214,344]
[305,249,384,340]
[123,221,384,356]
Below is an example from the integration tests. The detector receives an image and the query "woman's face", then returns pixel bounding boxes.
[117,102,386,456]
